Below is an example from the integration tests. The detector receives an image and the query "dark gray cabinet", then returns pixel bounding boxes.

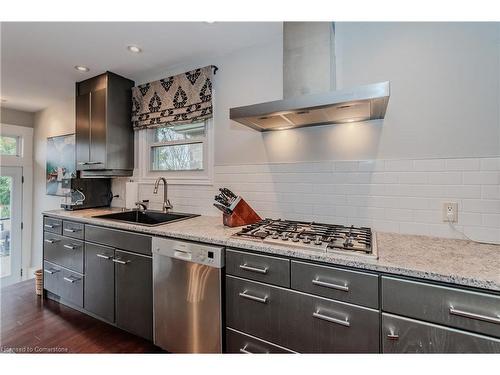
[382,313,500,353]
[115,250,153,341]
[226,328,294,354]
[226,275,379,353]
[382,276,500,338]
[76,71,134,177]
[43,218,153,342]
[226,249,290,287]
[84,243,115,323]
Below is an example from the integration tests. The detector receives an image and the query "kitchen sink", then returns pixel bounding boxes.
[93,210,199,226]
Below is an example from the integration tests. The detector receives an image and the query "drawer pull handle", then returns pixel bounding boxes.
[312,310,350,327]
[44,239,60,244]
[96,254,112,260]
[239,264,268,274]
[63,244,78,250]
[78,161,103,165]
[239,290,268,304]
[239,345,269,354]
[44,268,60,274]
[112,258,129,265]
[449,307,500,325]
[64,228,79,233]
[387,333,399,341]
[44,224,58,228]
[312,278,349,292]
[63,276,81,283]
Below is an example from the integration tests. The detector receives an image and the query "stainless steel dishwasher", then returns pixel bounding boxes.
[152,237,224,353]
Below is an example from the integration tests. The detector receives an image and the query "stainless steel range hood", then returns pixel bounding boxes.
[230,81,390,131]
[230,22,390,132]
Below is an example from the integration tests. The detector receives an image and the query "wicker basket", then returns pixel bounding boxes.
[34,269,43,296]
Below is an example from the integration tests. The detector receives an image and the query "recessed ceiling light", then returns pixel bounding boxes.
[127,45,142,53]
[204,21,216,24]
[74,65,90,72]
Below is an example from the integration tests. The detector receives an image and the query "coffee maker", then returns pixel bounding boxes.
[61,177,112,210]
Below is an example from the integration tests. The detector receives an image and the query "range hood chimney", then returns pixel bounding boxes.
[230,22,390,131]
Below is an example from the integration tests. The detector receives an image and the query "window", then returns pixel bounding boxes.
[150,122,207,171]
[0,135,20,156]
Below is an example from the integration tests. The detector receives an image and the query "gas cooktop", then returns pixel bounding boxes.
[233,219,377,258]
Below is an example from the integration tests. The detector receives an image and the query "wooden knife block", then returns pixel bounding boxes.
[223,198,261,227]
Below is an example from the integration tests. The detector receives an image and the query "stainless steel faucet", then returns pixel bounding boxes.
[153,177,173,212]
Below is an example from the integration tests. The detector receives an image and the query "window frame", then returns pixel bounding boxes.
[136,118,214,185]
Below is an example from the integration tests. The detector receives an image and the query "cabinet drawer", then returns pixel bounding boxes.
[44,233,84,273]
[59,269,84,307]
[62,220,84,240]
[291,260,379,308]
[226,249,290,287]
[85,224,152,255]
[382,276,500,338]
[226,276,289,345]
[286,292,380,353]
[226,275,379,353]
[382,313,500,353]
[43,217,62,235]
[43,261,62,295]
[226,328,295,354]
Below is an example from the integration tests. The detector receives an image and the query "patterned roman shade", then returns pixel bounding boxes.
[131,65,217,130]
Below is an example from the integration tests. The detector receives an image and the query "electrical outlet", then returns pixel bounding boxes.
[442,202,458,223]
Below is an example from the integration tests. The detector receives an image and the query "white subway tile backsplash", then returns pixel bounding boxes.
[445,158,480,171]
[115,157,499,243]
[427,172,462,185]
[334,161,359,171]
[385,160,414,171]
[480,158,500,171]
[414,159,446,171]
[481,186,500,200]
[463,171,500,185]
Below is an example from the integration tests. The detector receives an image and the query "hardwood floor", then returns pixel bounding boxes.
[0,280,163,353]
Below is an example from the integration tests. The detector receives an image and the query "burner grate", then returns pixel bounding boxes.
[234,219,373,254]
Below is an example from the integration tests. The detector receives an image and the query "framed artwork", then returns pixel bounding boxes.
[46,133,76,196]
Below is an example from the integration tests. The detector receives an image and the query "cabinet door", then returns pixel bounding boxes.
[115,250,153,340]
[76,93,90,169]
[88,88,106,169]
[84,243,115,323]
[382,313,500,353]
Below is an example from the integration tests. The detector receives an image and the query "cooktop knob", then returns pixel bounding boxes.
[291,234,300,242]
[314,235,323,245]
[271,231,279,239]
[281,232,289,241]
[302,236,310,244]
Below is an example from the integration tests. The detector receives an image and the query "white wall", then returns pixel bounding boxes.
[31,98,74,267]
[134,23,499,165]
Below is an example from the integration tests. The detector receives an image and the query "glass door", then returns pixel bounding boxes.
[0,166,22,287]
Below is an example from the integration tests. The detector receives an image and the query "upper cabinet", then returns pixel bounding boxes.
[76,72,135,177]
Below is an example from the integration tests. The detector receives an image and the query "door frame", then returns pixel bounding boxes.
[0,123,34,282]
[0,166,23,286]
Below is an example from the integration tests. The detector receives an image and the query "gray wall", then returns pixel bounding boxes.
[0,107,35,127]
[31,98,75,267]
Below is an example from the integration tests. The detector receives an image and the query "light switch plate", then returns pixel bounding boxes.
[442,202,458,223]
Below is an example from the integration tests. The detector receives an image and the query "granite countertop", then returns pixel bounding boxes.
[43,208,500,292]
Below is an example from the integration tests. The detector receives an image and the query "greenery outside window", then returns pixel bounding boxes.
[0,135,20,156]
[149,121,207,172]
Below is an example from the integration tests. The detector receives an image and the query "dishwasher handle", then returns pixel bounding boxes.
[173,249,192,261]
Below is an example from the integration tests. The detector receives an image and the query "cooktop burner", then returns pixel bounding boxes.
[233,219,377,258]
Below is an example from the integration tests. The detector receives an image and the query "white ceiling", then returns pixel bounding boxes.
[1,22,282,112]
